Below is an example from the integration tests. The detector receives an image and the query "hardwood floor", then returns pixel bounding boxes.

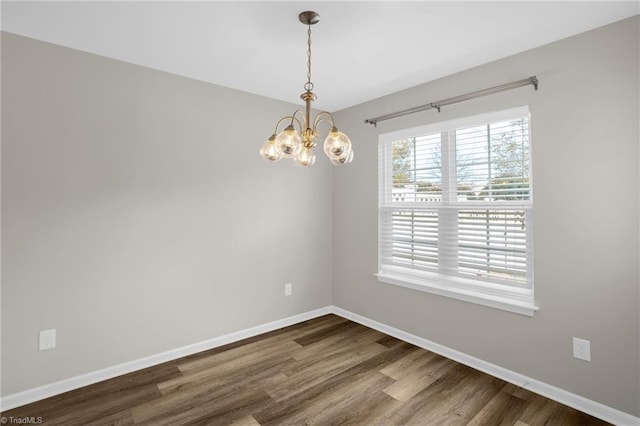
[2,315,610,425]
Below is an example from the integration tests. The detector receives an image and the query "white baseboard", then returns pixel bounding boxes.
[2,304,639,426]
[332,306,640,426]
[0,306,332,412]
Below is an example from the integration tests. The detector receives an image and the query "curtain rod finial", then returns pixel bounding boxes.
[530,76,539,90]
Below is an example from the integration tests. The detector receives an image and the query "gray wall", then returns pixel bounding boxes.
[1,33,333,396]
[332,16,640,415]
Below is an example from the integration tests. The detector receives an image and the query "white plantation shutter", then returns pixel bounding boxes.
[378,107,535,315]
[457,209,530,284]
[380,207,439,272]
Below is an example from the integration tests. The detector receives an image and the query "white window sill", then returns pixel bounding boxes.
[375,271,538,317]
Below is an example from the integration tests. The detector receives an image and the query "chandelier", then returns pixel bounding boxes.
[259,11,354,167]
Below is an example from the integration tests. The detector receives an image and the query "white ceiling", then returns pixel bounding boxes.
[2,1,639,111]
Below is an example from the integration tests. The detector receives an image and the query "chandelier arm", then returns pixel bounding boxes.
[273,116,292,134]
[290,110,306,133]
[312,111,336,133]
[274,115,304,134]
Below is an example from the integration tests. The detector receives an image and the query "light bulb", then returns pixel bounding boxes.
[330,149,354,166]
[323,127,352,160]
[275,125,302,158]
[259,134,281,162]
[294,146,316,167]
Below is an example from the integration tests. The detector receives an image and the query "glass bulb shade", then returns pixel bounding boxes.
[259,136,282,162]
[275,126,302,158]
[294,146,316,167]
[330,149,354,166]
[323,130,352,160]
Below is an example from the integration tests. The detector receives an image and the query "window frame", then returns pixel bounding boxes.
[377,106,537,316]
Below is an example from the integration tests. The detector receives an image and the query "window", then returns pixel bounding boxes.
[377,107,536,316]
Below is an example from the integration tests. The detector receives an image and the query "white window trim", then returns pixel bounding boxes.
[377,106,538,316]
[381,106,532,143]
[375,270,538,317]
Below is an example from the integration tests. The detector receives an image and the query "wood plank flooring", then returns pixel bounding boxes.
[2,314,610,425]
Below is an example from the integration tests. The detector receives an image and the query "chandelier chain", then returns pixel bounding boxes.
[305,25,314,92]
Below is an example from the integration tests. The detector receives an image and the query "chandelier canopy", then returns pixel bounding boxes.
[259,11,354,167]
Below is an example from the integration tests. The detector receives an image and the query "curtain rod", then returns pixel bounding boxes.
[364,76,538,126]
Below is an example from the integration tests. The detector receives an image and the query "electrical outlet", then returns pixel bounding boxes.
[39,329,56,351]
[284,282,292,296]
[573,337,590,361]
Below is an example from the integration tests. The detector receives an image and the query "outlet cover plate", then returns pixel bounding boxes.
[39,329,56,351]
[284,283,292,296]
[573,337,590,361]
